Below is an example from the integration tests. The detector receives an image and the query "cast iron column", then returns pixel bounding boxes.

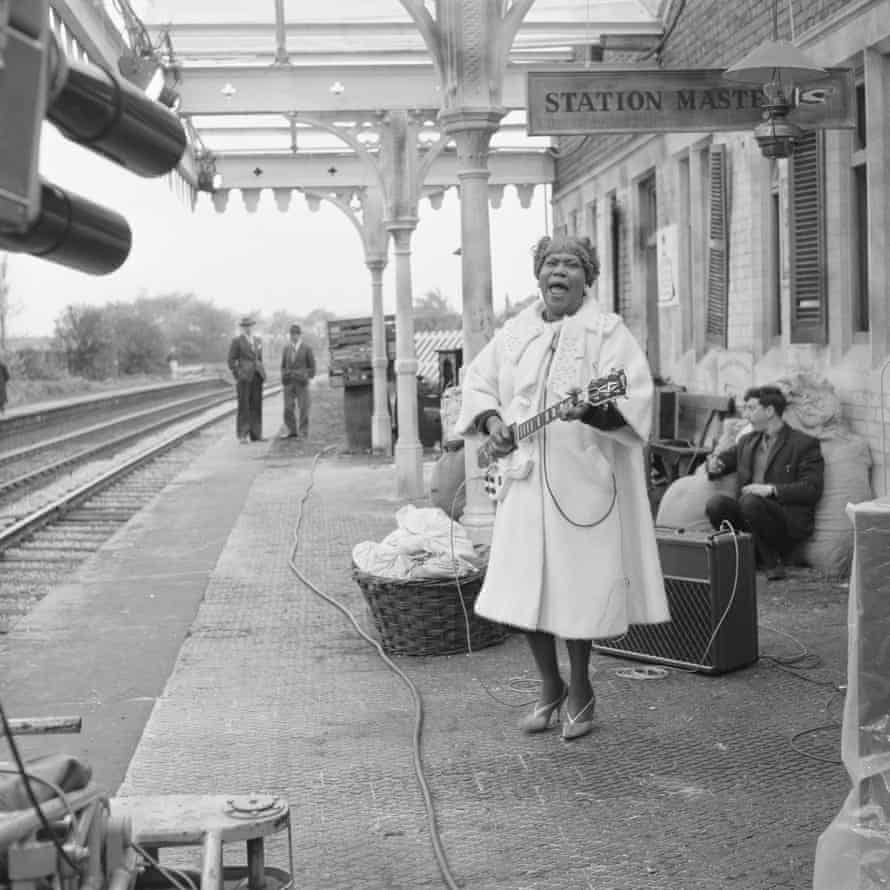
[440,110,504,541]
[367,256,392,453]
[388,221,423,497]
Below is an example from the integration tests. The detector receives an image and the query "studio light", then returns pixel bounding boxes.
[0,181,131,275]
[48,41,186,178]
[0,0,187,274]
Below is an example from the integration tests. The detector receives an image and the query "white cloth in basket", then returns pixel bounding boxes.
[352,505,479,580]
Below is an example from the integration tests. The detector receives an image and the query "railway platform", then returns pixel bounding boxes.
[0,394,854,890]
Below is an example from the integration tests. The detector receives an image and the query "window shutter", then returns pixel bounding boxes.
[705,145,729,347]
[789,130,827,344]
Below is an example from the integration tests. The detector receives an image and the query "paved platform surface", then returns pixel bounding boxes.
[1,398,854,890]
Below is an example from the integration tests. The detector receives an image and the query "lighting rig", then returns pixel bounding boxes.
[0,0,187,275]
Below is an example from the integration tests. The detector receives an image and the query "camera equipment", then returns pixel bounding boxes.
[0,1,187,274]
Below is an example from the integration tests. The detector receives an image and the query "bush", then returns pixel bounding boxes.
[17,348,66,380]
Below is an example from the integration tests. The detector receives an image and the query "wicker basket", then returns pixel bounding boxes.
[352,565,510,656]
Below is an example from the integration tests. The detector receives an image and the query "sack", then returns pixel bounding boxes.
[656,416,745,530]
[796,434,872,576]
[655,465,736,530]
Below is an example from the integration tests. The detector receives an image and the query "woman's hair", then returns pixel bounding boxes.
[744,385,787,416]
[532,235,600,286]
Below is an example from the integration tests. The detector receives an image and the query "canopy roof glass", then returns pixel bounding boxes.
[98,1,664,178]
[124,1,662,65]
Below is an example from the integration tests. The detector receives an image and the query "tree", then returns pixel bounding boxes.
[134,293,236,364]
[54,305,115,379]
[494,292,537,327]
[106,303,167,374]
[0,253,23,351]
[413,288,461,332]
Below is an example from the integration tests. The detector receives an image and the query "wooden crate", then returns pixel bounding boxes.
[327,315,396,380]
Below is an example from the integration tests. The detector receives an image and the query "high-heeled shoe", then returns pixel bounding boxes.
[561,693,596,741]
[519,683,568,734]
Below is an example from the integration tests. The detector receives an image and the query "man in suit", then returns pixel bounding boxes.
[227,316,266,443]
[705,385,824,580]
[279,323,316,439]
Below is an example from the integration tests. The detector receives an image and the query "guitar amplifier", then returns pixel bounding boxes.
[593,528,759,674]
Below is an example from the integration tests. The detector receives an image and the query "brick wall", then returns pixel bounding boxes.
[658,0,854,68]
[555,134,636,188]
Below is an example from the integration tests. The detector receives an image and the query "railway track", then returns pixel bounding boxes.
[0,384,239,501]
[0,383,281,633]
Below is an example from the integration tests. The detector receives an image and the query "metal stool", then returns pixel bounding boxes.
[110,794,293,890]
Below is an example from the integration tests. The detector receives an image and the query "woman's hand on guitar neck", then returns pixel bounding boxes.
[557,387,589,422]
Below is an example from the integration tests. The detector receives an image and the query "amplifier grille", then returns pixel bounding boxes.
[599,578,715,667]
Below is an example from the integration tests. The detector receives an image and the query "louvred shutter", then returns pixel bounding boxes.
[790,130,827,344]
[705,145,728,347]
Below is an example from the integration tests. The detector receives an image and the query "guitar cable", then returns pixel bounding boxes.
[539,345,617,529]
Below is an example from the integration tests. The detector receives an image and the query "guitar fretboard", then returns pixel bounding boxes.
[515,398,573,442]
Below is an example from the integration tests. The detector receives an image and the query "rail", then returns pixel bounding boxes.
[0,384,282,553]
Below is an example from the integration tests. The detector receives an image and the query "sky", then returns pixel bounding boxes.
[5,124,551,339]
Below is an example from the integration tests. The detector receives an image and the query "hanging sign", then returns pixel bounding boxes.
[526,68,855,135]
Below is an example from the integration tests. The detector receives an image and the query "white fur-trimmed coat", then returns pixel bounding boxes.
[457,297,669,639]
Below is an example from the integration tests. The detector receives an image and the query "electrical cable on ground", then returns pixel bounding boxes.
[286,447,461,890]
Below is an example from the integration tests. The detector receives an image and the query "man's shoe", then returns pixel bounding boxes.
[765,564,787,581]
[279,431,298,439]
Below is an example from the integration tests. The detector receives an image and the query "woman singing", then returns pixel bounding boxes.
[457,235,669,741]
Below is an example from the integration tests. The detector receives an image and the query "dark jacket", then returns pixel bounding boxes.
[227,334,265,383]
[713,423,824,540]
[280,341,316,385]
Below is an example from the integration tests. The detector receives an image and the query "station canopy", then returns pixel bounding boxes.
[108,2,663,171]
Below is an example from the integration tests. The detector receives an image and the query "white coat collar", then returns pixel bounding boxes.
[501,296,609,360]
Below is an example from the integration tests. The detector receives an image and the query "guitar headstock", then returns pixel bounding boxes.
[586,368,627,407]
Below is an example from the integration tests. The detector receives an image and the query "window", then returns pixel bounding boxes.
[678,155,693,351]
[705,145,729,347]
[609,193,621,314]
[569,209,579,235]
[789,131,827,344]
[586,200,597,245]
[770,188,782,337]
[640,173,660,373]
[852,77,869,333]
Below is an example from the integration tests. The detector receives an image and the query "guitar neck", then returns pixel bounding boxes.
[513,396,575,443]
[513,389,617,443]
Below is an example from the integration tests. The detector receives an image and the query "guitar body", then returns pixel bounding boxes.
[482,448,533,502]
[476,368,628,503]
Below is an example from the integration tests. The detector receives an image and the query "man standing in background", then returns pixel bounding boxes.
[227,316,266,443]
[280,323,315,439]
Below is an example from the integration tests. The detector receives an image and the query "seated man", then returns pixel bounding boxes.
[705,385,824,580]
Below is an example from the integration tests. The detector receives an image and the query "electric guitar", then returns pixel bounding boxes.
[477,369,628,502]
